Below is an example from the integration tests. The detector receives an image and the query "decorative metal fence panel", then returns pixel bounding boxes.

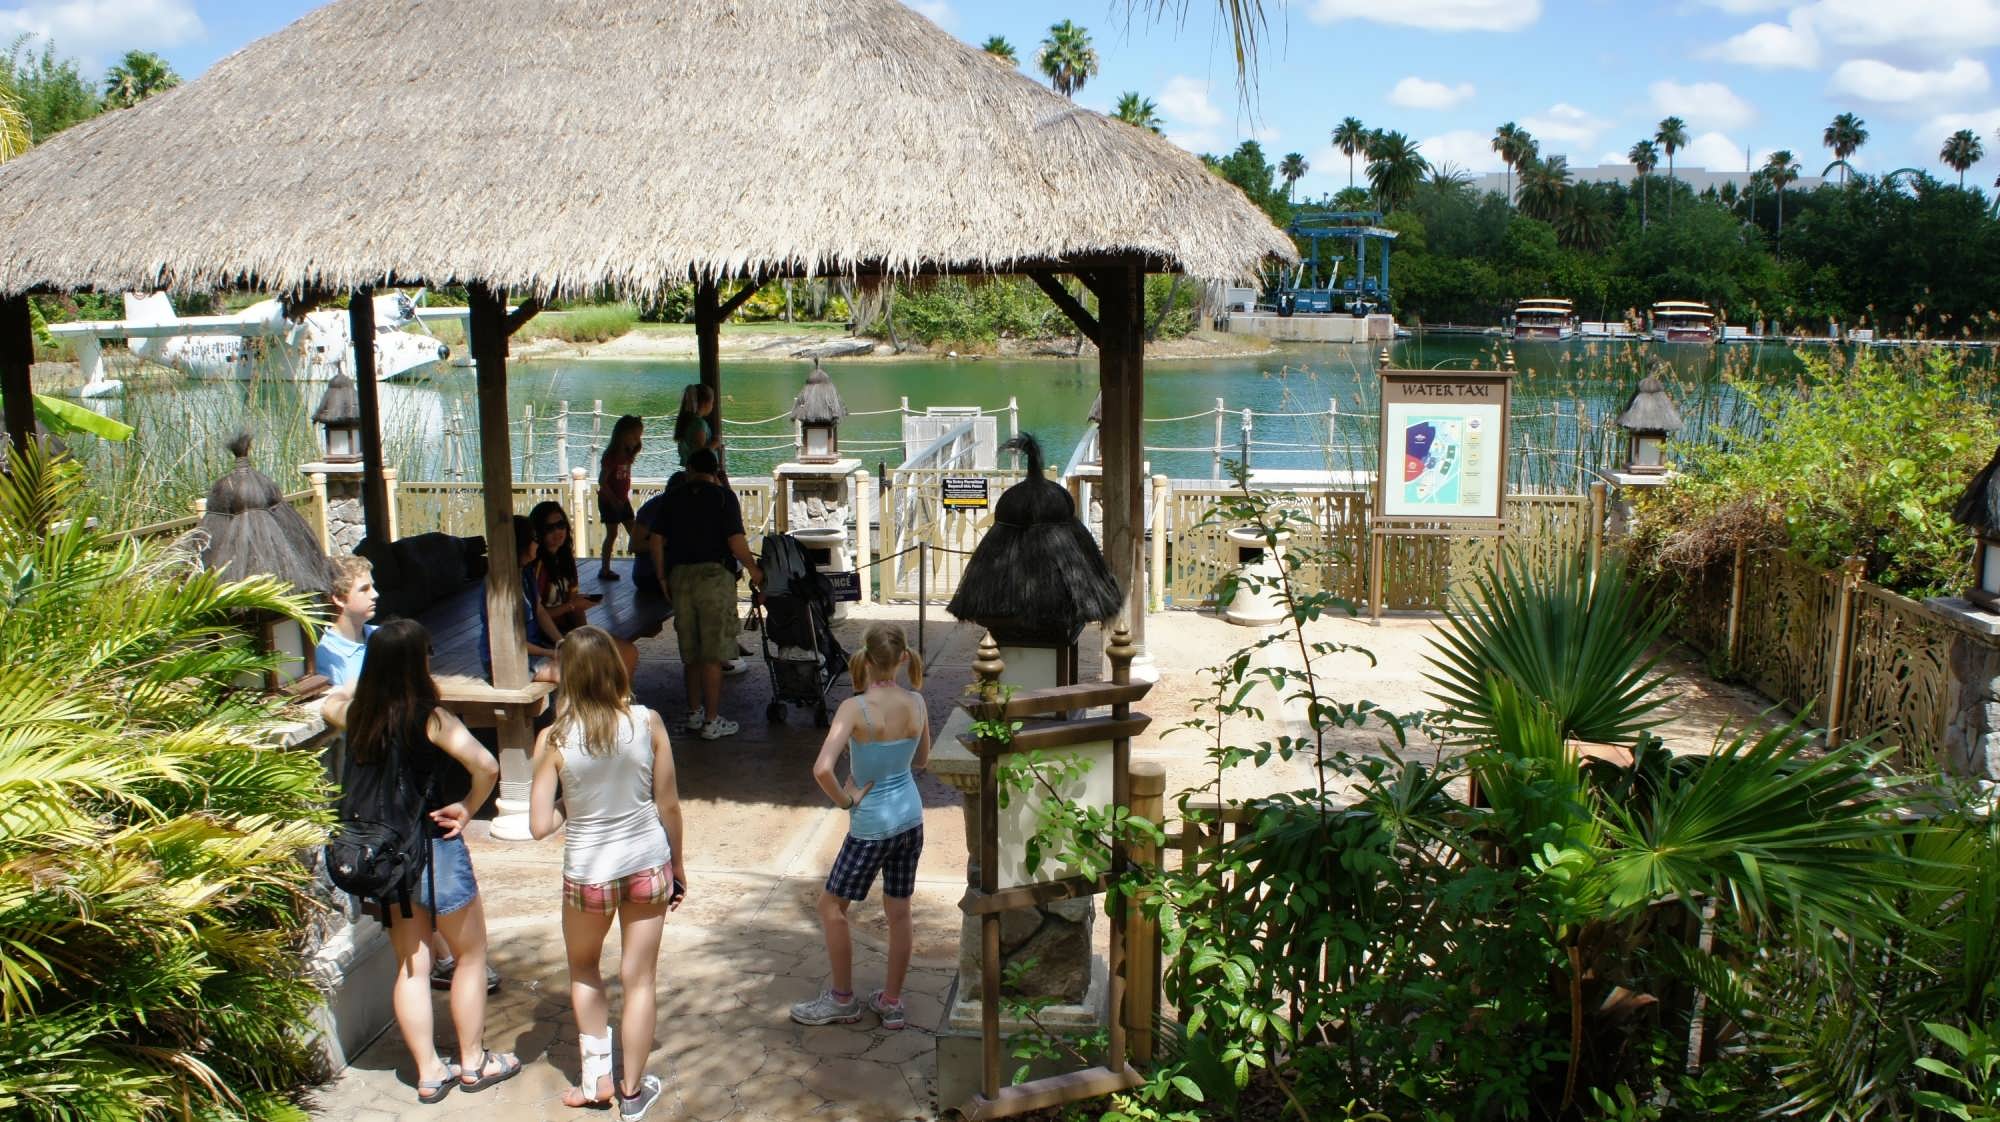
[1162,486,1371,607]
[1735,550,1837,719]
[394,480,574,542]
[1840,583,1952,760]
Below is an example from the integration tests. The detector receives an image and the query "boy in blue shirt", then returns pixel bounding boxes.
[315,555,378,687]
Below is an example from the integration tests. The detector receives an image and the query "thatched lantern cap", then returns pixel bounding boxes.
[200,434,331,594]
[791,361,846,424]
[1953,446,2000,535]
[946,434,1122,645]
[1615,375,1683,434]
[312,371,360,426]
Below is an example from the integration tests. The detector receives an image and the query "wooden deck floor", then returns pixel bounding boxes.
[419,557,675,679]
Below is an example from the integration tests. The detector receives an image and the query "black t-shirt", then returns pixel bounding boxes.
[637,478,744,574]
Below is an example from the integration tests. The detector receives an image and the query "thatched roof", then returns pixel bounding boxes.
[200,434,332,593]
[791,361,846,423]
[1615,375,1683,433]
[312,371,359,425]
[0,0,1295,300]
[1955,445,2000,535]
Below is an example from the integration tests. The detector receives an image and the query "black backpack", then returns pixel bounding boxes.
[326,731,437,925]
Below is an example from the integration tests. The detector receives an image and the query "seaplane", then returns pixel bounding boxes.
[48,290,461,397]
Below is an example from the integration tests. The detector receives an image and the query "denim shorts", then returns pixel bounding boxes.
[417,835,479,916]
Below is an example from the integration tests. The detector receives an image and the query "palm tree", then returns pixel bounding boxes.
[1278,152,1308,200]
[1822,112,1867,186]
[1556,181,1614,252]
[1428,161,1475,198]
[1627,139,1659,229]
[1516,155,1571,223]
[1655,116,1688,218]
[1332,116,1368,189]
[1036,20,1099,100]
[1365,130,1428,212]
[1765,149,1801,253]
[980,35,1018,66]
[1942,128,1985,188]
[1113,92,1163,133]
[1492,122,1533,205]
[101,49,179,109]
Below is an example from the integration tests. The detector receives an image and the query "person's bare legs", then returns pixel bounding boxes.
[616,639,640,684]
[698,662,722,719]
[816,890,854,994]
[387,907,449,1088]
[599,522,620,579]
[615,899,668,1099]
[562,905,617,1105]
[437,895,510,1083]
[881,894,913,1004]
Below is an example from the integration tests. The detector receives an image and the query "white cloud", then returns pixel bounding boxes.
[1649,79,1757,130]
[1157,75,1228,153]
[1702,10,1821,69]
[1416,129,1508,173]
[1308,0,1540,32]
[1388,76,1476,110]
[910,0,953,27]
[1600,150,1635,165]
[1691,0,1791,11]
[0,0,201,68]
[1828,57,1990,112]
[1808,0,2000,61]
[1681,131,1757,171]
[1924,105,2000,148]
[1522,102,1610,150]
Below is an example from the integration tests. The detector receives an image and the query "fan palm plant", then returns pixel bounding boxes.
[1364,130,1427,212]
[1493,121,1533,206]
[1035,20,1099,100]
[0,87,27,162]
[1628,138,1659,229]
[980,35,1018,66]
[1824,112,1867,186]
[100,50,178,109]
[1516,155,1572,223]
[1113,91,1162,133]
[1277,151,1308,200]
[1656,116,1688,218]
[0,443,331,1122]
[1943,128,1985,188]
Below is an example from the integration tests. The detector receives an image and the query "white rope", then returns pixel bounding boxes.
[1143,408,1221,423]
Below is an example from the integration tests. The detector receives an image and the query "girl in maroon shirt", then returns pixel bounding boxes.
[597,414,643,581]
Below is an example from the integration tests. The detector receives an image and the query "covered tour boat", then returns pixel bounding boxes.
[1650,301,1718,344]
[1513,298,1576,341]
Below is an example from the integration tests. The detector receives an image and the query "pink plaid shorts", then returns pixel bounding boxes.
[562,865,670,914]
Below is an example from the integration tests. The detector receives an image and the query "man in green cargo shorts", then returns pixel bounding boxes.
[651,448,763,740]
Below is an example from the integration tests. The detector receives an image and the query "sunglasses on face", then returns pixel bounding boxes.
[540,520,569,534]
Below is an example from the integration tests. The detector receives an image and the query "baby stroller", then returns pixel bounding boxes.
[752,532,848,727]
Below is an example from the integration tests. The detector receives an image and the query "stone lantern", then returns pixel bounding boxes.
[1952,445,2000,612]
[312,372,363,465]
[1615,374,1683,475]
[201,433,332,692]
[791,360,845,463]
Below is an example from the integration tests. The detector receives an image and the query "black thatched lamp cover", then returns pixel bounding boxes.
[946,433,1123,657]
[312,371,363,463]
[1614,374,1683,474]
[792,360,846,462]
[201,434,331,689]
[1952,444,2000,611]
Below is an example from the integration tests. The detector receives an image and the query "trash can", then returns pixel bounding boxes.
[1221,526,1290,626]
[791,526,850,621]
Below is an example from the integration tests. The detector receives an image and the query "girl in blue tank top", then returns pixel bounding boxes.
[790,624,933,1031]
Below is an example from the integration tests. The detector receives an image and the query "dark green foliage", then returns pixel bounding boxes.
[0,36,100,143]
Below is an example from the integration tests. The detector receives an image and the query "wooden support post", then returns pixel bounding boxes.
[852,468,872,604]
[1211,398,1225,481]
[1724,544,1747,669]
[1086,266,1148,670]
[522,404,535,481]
[1104,626,1135,1074]
[1588,481,1607,573]
[696,278,723,464]
[1149,474,1169,612]
[1824,556,1864,746]
[1,295,34,458]
[383,467,401,541]
[469,283,534,841]
[570,467,592,556]
[556,400,570,478]
[1126,759,1167,1063]
[974,635,1006,1101]
[309,472,331,551]
[348,289,392,544]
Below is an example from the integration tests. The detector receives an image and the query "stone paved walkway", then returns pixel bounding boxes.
[308,602,1772,1121]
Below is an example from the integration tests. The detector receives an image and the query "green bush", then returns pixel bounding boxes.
[0,445,331,1121]
[517,303,637,345]
[1630,348,1999,596]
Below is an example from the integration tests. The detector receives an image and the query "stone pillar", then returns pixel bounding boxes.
[930,638,1107,1114]
[303,462,368,554]
[1606,470,1669,541]
[1926,597,2000,779]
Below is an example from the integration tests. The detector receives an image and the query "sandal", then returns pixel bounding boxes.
[459,1049,521,1092]
[416,1063,461,1104]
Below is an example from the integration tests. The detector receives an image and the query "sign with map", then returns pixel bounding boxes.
[1376,369,1512,524]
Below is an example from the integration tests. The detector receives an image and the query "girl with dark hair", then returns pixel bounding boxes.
[672,384,722,469]
[323,619,517,1103]
[597,415,644,583]
[528,500,595,639]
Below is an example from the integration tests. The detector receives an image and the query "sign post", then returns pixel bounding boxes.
[1369,368,1514,617]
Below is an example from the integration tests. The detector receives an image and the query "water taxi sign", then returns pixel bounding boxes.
[1376,368,1513,525]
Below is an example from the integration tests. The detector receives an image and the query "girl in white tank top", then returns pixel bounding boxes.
[529,627,685,1119]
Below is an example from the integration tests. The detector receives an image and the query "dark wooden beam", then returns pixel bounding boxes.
[503,297,544,337]
[717,278,762,320]
[1028,272,1102,347]
[1,295,35,456]
[694,279,723,459]
[347,288,390,544]
[1091,267,1148,660]
[469,283,529,691]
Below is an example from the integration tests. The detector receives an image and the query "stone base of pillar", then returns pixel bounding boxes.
[1926,597,2000,780]
[307,915,398,1072]
[488,799,535,841]
[1125,650,1160,684]
[933,956,1109,1114]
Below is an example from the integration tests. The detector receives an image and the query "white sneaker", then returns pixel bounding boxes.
[683,707,705,733]
[721,658,749,677]
[699,716,740,740]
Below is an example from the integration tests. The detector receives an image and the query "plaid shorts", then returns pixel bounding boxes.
[563,865,671,914]
[824,825,923,901]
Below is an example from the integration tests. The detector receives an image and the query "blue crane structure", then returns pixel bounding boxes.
[1274,210,1397,316]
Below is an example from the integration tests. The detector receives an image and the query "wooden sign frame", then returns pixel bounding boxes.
[1368,368,1515,617]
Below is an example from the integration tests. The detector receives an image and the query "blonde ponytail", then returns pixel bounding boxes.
[849,650,873,690]
[853,622,917,689]
[905,649,924,689]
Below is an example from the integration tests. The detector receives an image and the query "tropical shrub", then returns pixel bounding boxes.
[0,444,331,1121]
[1629,347,1999,597]
[518,302,637,345]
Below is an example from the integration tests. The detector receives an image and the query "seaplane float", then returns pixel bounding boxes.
[48,290,467,397]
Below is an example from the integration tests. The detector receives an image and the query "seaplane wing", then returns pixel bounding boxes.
[45,291,450,390]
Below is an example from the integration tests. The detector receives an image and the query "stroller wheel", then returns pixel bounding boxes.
[766,701,786,724]
[814,703,831,728]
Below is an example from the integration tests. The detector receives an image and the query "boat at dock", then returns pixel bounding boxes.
[1650,301,1719,344]
[1513,298,1577,341]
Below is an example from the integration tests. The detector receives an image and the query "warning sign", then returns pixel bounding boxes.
[942,476,989,510]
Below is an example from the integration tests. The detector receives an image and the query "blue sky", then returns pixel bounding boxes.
[5,0,1996,195]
